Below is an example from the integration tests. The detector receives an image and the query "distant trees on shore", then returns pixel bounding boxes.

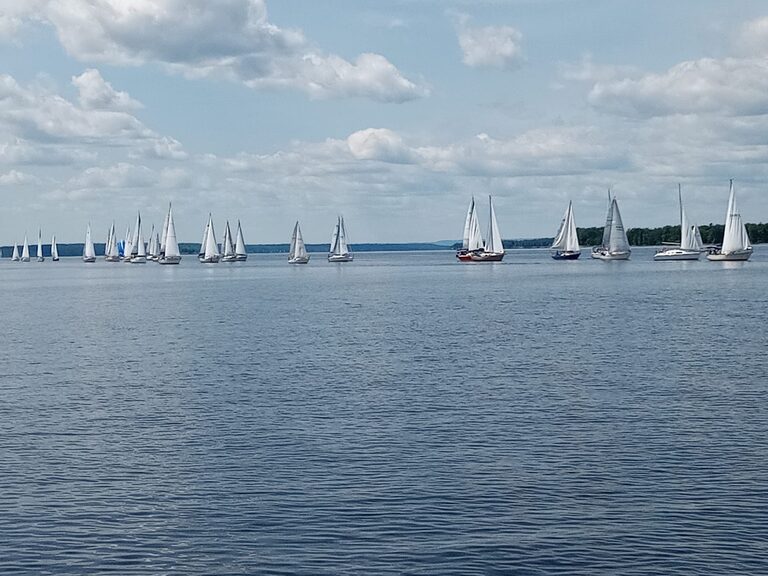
[578,223,768,247]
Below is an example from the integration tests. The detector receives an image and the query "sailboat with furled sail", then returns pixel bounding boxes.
[550,200,581,260]
[707,179,752,261]
[328,215,353,262]
[470,195,505,261]
[159,203,182,264]
[591,193,631,260]
[288,221,310,264]
[83,224,96,262]
[655,184,702,261]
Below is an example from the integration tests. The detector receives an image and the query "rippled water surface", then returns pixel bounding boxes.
[2,248,768,575]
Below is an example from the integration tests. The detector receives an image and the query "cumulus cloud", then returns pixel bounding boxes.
[69,162,157,189]
[347,128,415,163]
[37,0,426,102]
[457,16,523,69]
[72,68,142,111]
[0,169,33,185]
[589,57,768,117]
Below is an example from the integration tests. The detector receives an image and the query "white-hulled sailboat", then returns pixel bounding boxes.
[288,221,310,264]
[159,203,182,264]
[471,195,505,262]
[36,229,45,262]
[456,196,483,261]
[21,233,30,262]
[11,242,20,261]
[234,220,247,261]
[655,184,702,261]
[707,179,752,262]
[328,215,353,262]
[83,224,96,262]
[51,235,59,261]
[105,222,120,261]
[199,214,220,263]
[550,200,581,260]
[221,220,237,262]
[591,195,631,260]
[128,212,147,263]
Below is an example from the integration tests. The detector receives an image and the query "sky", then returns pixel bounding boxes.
[1,0,768,244]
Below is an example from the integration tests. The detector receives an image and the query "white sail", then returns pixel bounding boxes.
[51,235,59,260]
[329,218,340,255]
[329,215,353,261]
[234,220,247,260]
[484,196,504,254]
[133,213,146,259]
[204,214,220,261]
[721,180,751,254]
[600,190,613,248]
[123,225,132,259]
[222,221,235,258]
[607,198,630,253]
[289,221,309,262]
[338,216,350,255]
[106,222,120,260]
[36,229,45,261]
[467,202,484,251]
[198,219,209,259]
[461,197,475,250]
[162,205,181,259]
[147,225,156,258]
[551,201,580,253]
[11,242,19,261]
[678,186,693,250]
[21,233,30,262]
[83,224,96,261]
[159,203,171,257]
[692,225,704,251]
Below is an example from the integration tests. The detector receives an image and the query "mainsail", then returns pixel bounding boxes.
[484,196,504,254]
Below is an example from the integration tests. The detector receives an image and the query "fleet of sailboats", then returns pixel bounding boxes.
[550,201,581,260]
[328,215,353,262]
[288,221,310,264]
[591,194,631,260]
[706,180,753,261]
[654,185,702,261]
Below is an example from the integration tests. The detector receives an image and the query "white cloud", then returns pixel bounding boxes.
[347,128,415,163]
[738,16,768,57]
[37,0,426,102]
[72,68,142,111]
[457,16,523,69]
[0,169,33,185]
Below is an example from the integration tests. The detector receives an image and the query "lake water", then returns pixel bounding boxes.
[2,247,767,575]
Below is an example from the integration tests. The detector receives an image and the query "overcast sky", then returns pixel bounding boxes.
[1,0,767,244]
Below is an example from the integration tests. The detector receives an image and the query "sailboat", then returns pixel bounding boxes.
[51,235,59,261]
[221,220,237,262]
[105,222,120,261]
[199,214,220,263]
[159,203,182,264]
[121,225,132,262]
[456,196,484,261]
[128,212,147,263]
[591,194,631,260]
[655,185,702,261]
[234,220,247,261]
[707,179,752,261]
[328,215,353,262]
[20,233,30,262]
[550,200,581,260]
[11,242,20,261]
[288,221,310,264]
[146,224,157,261]
[470,195,505,262]
[36,229,45,262]
[83,224,96,262]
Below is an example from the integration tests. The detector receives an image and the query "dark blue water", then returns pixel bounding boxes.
[2,248,767,575]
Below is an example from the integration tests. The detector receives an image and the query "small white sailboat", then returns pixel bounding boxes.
[11,242,20,261]
[36,229,45,262]
[199,214,220,263]
[51,235,59,261]
[105,222,120,262]
[592,194,631,260]
[159,203,182,265]
[707,179,752,262]
[20,233,30,262]
[128,212,147,263]
[122,225,133,262]
[328,215,353,262]
[470,195,505,262]
[83,224,96,262]
[146,224,157,261]
[456,196,485,261]
[221,220,237,262]
[288,221,310,264]
[551,200,581,260]
[655,185,702,261]
[234,220,247,261]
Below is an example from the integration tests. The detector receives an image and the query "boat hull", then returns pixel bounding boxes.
[591,249,630,260]
[551,251,580,260]
[130,256,147,264]
[706,249,752,261]
[37,257,45,262]
[328,254,353,262]
[235,254,247,261]
[52,257,59,262]
[289,256,310,264]
[654,248,700,261]
[159,256,182,265]
[82,257,96,263]
[456,250,473,261]
[198,255,220,263]
[105,256,121,262]
[470,251,504,262]
[221,255,238,262]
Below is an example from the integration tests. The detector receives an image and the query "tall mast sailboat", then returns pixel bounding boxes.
[199,214,220,263]
[550,200,581,260]
[655,184,702,261]
[456,196,484,261]
[470,195,505,261]
[159,203,182,265]
[83,224,96,262]
[128,212,147,263]
[51,235,59,261]
[36,229,45,262]
[11,242,20,261]
[221,221,237,262]
[328,215,353,262]
[234,220,247,261]
[591,194,631,260]
[288,221,310,264]
[21,233,30,262]
[707,179,752,261]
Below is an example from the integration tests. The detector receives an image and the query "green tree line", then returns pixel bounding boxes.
[578,223,768,246]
